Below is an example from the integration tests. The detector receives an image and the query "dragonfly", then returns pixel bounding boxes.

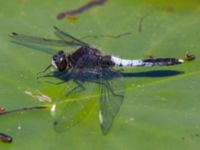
[10,26,192,135]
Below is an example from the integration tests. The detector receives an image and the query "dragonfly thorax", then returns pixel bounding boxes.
[52,50,68,71]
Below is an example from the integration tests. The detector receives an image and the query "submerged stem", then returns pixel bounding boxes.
[0,105,47,116]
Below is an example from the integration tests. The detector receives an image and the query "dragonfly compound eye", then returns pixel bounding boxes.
[57,56,67,71]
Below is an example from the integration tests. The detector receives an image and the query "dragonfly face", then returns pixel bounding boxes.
[52,50,68,71]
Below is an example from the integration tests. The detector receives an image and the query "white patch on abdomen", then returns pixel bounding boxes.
[111,56,144,67]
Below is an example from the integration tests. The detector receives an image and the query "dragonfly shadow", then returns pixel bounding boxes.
[50,69,184,83]
[122,70,184,78]
[51,69,123,83]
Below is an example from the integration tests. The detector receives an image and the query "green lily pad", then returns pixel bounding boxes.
[0,0,199,150]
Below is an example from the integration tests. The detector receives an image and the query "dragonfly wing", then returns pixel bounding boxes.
[99,68,125,135]
[10,31,84,47]
[51,77,97,132]
[10,32,75,46]
[53,26,89,47]
[69,54,125,134]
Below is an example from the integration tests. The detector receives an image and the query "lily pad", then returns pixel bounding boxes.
[0,0,199,150]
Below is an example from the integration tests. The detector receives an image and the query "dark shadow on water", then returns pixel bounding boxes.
[122,70,184,78]
[50,70,184,83]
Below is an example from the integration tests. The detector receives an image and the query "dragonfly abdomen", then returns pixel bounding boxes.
[111,56,184,67]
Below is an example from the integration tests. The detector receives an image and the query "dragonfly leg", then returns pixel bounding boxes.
[39,73,70,85]
[43,80,67,85]
[37,72,66,85]
[37,64,52,76]
[37,70,69,79]
[37,71,55,79]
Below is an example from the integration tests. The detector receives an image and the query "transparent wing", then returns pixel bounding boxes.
[99,68,125,135]
[10,31,85,47]
[53,26,89,46]
[51,79,97,132]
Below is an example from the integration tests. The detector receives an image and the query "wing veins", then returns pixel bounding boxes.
[53,26,89,46]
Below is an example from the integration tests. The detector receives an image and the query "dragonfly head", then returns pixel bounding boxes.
[52,50,68,71]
